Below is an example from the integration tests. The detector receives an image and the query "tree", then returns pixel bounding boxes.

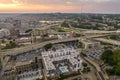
[1,39,5,43]
[86,67,91,72]
[57,28,65,32]
[101,49,113,65]
[52,47,56,51]
[43,33,48,37]
[36,78,40,80]
[2,41,17,50]
[101,49,120,75]
[109,35,119,40]
[83,67,91,73]
[61,21,69,28]
[78,42,83,48]
[25,29,32,33]
[82,62,88,67]
[44,43,53,51]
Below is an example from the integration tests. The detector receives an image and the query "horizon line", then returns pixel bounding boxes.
[0,12,120,15]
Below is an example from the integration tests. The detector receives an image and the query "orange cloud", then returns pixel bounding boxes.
[0,0,119,13]
[0,0,94,13]
[0,3,82,13]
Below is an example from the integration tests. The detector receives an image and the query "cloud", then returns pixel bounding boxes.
[0,0,12,4]
[0,0,120,13]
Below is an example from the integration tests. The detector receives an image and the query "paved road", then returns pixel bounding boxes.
[83,30,119,34]
[94,38,120,46]
[1,38,80,56]
[64,75,81,80]
[83,56,107,80]
[42,69,47,80]
[84,57,101,72]
[1,34,111,56]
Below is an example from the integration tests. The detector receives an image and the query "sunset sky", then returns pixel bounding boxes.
[0,0,120,13]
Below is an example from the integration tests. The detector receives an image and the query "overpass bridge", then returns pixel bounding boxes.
[83,30,120,35]
[1,34,111,56]
[1,38,80,56]
[94,38,120,46]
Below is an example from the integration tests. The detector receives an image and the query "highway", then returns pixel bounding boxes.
[1,38,80,56]
[0,34,113,80]
[83,30,120,34]
[94,38,120,46]
[83,56,106,80]
[1,34,112,56]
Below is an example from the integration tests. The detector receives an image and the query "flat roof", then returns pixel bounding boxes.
[15,60,33,67]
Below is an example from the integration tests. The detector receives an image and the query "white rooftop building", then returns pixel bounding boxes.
[41,48,82,77]
[0,28,10,38]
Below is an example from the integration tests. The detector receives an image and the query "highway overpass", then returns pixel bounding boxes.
[1,38,80,56]
[94,38,120,46]
[83,30,120,34]
[1,34,111,56]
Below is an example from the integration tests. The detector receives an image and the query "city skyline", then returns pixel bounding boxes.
[0,0,120,13]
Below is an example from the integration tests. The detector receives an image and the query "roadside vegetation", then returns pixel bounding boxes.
[36,78,44,80]
[107,35,120,41]
[61,21,69,28]
[2,41,18,50]
[44,43,53,51]
[56,72,81,80]
[82,62,91,73]
[101,49,120,75]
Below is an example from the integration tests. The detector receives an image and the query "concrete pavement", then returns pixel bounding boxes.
[94,38,120,46]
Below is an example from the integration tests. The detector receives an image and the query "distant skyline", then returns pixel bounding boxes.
[0,0,120,13]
